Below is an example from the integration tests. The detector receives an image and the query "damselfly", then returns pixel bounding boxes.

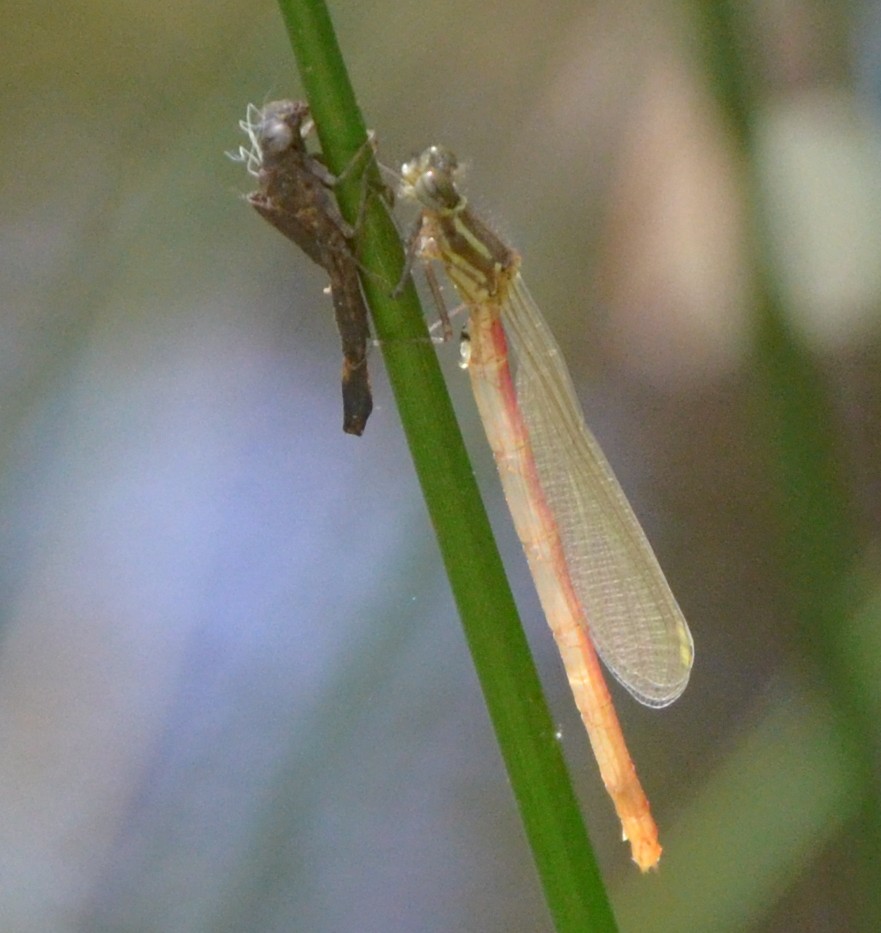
[400,146,694,870]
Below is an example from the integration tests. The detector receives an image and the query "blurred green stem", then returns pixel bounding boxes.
[692,3,881,927]
[273,0,619,928]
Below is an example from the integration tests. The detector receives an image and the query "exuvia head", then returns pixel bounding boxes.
[231,100,312,176]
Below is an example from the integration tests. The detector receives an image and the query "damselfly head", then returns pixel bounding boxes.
[400,146,465,214]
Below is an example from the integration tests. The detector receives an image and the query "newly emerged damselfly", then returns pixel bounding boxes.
[400,145,694,870]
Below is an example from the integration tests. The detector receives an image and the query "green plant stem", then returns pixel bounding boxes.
[273,0,619,928]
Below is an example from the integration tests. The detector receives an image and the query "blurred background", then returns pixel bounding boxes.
[2,1,881,930]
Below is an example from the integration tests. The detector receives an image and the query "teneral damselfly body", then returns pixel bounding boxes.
[400,146,694,870]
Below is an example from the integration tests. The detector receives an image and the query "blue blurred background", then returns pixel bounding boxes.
[1,2,880,930]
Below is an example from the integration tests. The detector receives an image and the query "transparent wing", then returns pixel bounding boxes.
[503,277,694,707]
